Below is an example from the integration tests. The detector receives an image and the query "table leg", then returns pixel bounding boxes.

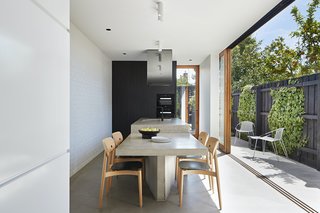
[145,156,175,201]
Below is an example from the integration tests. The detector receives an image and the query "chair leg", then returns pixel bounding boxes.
[216,174,222,210]
[208,175,212,191]
[209,176,214,193]
[234,131,238,144]
[179,170,184,207]
[262,140,266,154]
[142,159,145,182]
[280,140,288,158]
[106,177,111,195]
[99,176,105,208]
[109,176,113,190]
[214,155,222,210]
[253,139,258,158]
[272,142,279,161]
[177,167,180,192]
[175,156,179,180]
[138,170,143,208]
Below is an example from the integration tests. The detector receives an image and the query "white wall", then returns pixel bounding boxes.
[210,54,220,138]
[70,23,112,176]
[199,55,211,133]
[0,0,69,212]
[199,54,220,139]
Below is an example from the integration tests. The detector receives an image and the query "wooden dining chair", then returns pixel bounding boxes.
[175,131,209,180]
[112,131,145,177]
[99,137,143,208]
[177,137,222,209]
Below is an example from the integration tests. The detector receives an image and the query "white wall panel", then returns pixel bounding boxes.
[199,55,211,133]
[210,54,220,138]
[0,153,69,213]
[70,23,112,176]
[0,0,69,185]
[32,0,70,29]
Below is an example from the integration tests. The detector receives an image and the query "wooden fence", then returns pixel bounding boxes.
[232,73,320,170]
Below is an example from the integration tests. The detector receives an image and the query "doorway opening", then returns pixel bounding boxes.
[176,65,199,137]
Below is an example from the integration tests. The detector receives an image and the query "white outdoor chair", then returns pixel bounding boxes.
[234,121,255,144]
[251,128,288,161]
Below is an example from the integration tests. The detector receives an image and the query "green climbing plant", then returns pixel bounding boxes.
[237,85,256,122]
[268,87,306,155]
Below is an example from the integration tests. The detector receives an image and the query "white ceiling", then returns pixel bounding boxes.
[71,0,282,65]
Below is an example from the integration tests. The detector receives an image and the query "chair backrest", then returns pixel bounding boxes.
[206,137,220,156]
[240,121,254,132]
[274,128,284,140]
[112,131,123,146]
[102,137,116,161]
[198,131,209,146]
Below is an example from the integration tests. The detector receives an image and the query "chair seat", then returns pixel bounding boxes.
[261,136,277,142]
[178,155,202,159]
[111,161,143,171]
[249,136,262,140]
[179,161,210,170]
[236,129,253,133]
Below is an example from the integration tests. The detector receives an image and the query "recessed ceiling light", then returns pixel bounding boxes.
[106,28,111,31]
[189,59,192,62]
[122,53,127,55]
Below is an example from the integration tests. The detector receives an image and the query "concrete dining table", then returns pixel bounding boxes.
[116,118,208,201]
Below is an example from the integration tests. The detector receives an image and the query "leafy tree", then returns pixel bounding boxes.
[232,36,263,90]
[177,72,188,86]
[261,37,301,82]
[291,0,320,74]
[232,0,320,90]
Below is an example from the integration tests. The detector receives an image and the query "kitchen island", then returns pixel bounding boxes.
[130,118,191,134]
[116,118,207,201]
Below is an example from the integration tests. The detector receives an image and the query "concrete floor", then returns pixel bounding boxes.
[70,146,312,213]
[231,137,320,212]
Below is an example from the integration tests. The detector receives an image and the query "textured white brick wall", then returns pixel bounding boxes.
[70,23,112,176]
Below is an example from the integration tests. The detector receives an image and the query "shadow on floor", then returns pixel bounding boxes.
[70,153,220,213]
[251,156,320,189]
[231,137,320,190]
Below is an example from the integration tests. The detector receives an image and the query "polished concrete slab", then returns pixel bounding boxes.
[71,150,305,213]
[116,133,207,201]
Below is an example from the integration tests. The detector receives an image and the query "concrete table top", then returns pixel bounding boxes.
[116,133,208,156]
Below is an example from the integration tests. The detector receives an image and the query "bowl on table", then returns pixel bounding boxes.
[138,128,160,139]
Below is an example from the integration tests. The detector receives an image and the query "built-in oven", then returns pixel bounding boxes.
[156,94,175,119]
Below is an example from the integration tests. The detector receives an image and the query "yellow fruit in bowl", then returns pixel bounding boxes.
[140,127,159,132]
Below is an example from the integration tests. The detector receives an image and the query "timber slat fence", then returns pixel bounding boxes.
[232,73,320,170]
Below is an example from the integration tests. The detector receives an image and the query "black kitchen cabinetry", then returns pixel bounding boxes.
[112,61,177,137]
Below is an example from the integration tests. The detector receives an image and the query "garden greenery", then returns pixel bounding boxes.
[238,85,256,122]
[268,87,306,155]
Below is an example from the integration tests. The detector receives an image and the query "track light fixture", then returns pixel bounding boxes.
[157,1,163,21]
[157,40,162,52]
